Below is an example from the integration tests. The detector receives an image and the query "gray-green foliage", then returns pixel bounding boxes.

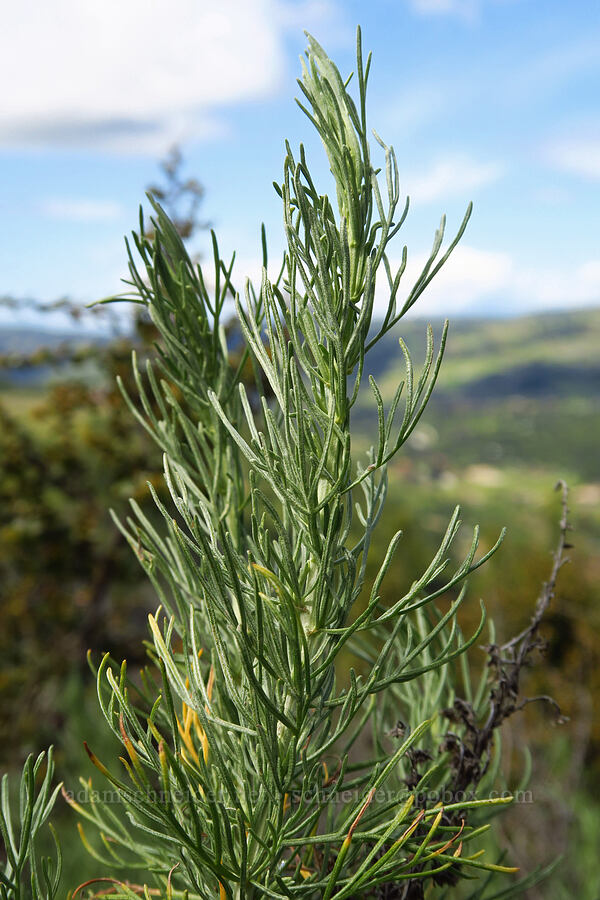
[1,28,550,900]
[0,750,62,900]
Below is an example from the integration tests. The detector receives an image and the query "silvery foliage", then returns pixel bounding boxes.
[2,29,552,900]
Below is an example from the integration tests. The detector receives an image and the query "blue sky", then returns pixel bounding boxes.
[1,0,599,329]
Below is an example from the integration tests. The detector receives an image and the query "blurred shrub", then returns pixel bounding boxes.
[0,330,164,765]
[0,149,205,768]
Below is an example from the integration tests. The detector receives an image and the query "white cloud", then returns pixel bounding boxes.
[40,198,124,223]
[0,0,341,154]
[379,245,600,317]
[227,241,600,320]
[403,156,504,204]
[512,259,600,310]
[545,138,600,181]
[395,245,513,315]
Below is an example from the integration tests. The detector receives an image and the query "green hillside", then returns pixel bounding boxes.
[356,307,600,481]
[369,307,600,388]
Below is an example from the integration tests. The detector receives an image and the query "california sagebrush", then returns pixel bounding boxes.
[1,28,566,900]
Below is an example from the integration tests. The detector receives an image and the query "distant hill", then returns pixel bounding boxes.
[2,307,598,383]
[1,309,598,478]
[363,307,600,392]
[0,327,105,354]
[0,327,107,385]
[356,308,600,481]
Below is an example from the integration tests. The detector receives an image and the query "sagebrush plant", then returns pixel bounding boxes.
[2,28,564,899]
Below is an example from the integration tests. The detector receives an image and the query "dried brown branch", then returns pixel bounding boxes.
[442,481,571,797]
